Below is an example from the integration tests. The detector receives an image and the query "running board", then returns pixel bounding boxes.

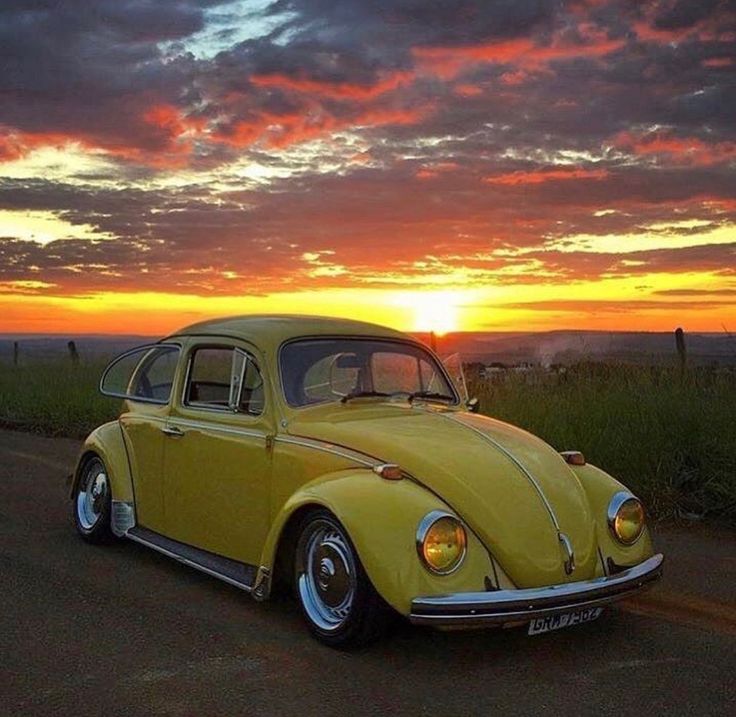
[127,526,256,592]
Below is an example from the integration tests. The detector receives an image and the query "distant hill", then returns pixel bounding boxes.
[0,335,155,363]
[416,330,736,367]
[1,329,734,366]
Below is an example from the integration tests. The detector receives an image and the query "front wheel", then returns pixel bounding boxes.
[294,510,391,648]
[73,456,114,543]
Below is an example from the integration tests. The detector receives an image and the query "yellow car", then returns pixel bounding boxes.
[71,315,663,646]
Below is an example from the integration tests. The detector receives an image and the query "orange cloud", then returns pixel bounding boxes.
[484,168,609,185]
[702,57,734,68]
[0,104,206,169]
[250,70,414,100]
[413,35,624,80]
[454,83,484,97]
[217,104,428,150]
[611,130,736,166]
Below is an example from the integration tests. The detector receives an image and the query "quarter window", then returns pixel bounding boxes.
[100,344,180,404]
[185,347,264,415]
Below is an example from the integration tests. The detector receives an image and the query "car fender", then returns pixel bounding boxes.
[71,421,135,507]
[259,469,495,615]
[571,462,654,570]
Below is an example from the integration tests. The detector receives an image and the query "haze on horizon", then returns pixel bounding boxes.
[0,0,734,336]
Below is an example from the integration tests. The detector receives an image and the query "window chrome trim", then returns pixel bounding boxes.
[277,335,461,410]
[416,510,467,576]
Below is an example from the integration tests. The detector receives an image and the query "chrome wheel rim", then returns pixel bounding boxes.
[76,461,108,531]
[298,519,357,632]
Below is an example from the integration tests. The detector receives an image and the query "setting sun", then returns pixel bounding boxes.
[405,291,461,336]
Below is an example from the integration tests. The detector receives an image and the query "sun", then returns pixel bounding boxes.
[409,291,460,335]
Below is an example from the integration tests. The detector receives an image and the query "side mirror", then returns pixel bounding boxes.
[466,397,480,413]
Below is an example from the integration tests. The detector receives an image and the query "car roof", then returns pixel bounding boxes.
[164,314,410,351]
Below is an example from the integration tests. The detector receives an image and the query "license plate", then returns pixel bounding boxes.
[528,607,603,635]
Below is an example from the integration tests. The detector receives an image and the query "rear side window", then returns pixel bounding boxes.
[184,347,264,415]
[100,344,180,404]
[132,348,180,402]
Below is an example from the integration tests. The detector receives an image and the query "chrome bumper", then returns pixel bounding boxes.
[409,553,664,627]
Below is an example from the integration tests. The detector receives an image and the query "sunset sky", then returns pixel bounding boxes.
[1,0,735,335]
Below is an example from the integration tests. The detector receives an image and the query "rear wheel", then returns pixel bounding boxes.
[73,456,114,543]
[294,509,391,648]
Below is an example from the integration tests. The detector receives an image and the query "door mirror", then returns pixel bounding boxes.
[466,397,481,414]
[100,344,180,404]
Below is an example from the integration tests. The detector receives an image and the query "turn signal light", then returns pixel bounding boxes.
[373,463,403,480]
[560,451,586,466]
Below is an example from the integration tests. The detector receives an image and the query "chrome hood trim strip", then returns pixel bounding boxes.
[440,412,562,531]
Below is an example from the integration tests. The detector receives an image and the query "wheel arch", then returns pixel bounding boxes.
[571,462,654,568]
[259,469,495,615]
[70,421,134,506]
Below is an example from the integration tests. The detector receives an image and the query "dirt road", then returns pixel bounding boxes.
[1,430,734,716]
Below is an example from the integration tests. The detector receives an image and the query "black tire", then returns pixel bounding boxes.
[294,509,391,648]
[73,456,115,544]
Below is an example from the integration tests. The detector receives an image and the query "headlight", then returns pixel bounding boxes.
[607,492,645,545]
[416,511,467,574]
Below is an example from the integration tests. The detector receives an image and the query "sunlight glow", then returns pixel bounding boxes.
[403,291,462,335]
[0,210,113,246]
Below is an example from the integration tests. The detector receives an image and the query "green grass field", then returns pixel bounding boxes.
[1,358,734,520]
[0,359,119,439]
[467,363,736,520]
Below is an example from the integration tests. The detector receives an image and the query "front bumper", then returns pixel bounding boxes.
[409,553,664,627]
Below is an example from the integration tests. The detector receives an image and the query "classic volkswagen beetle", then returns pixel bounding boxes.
[71,315,663,646]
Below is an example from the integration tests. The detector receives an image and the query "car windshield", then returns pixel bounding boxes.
[280,338,459,408]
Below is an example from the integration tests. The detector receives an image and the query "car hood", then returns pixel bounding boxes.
[287,403,598,588]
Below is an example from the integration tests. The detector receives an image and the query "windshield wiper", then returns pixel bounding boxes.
[340,390,390,403]
[408,391,456,404]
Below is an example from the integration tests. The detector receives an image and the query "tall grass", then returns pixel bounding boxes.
[468,363,736,520]
[0,359,119,438]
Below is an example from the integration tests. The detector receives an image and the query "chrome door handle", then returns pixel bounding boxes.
[161,426,184,438]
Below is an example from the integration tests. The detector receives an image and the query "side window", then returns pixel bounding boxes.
[100,344,180,404]
[185,348,233,408]
[131,348,180,401]
[184,347,264,416]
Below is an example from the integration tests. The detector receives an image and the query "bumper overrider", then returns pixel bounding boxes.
[409,553,664,627]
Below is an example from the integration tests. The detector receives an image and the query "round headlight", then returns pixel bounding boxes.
[607,492,645,545]
[417,511,467,574]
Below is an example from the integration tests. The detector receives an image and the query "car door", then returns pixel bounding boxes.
[161,340,272,566]
[100,343,182,533]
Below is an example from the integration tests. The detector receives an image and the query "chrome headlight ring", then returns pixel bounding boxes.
[416,510,467,575]
[607,491,645,545]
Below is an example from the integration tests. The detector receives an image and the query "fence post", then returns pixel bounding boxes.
[67,340,80,364]
[675,327,686,369]
[13,341,19,366]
